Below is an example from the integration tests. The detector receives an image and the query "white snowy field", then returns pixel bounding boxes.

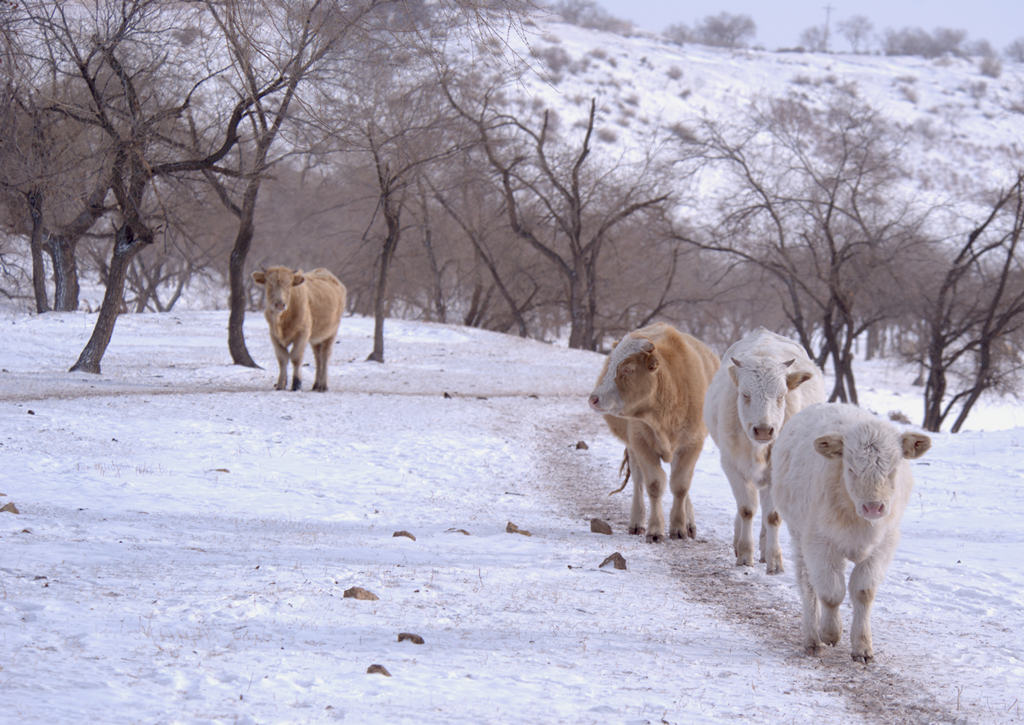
[1,310,1022,723]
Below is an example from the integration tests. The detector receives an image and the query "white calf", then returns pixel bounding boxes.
[703,328,824,573]
[771,403,931,662]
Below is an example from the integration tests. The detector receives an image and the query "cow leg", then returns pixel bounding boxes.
[721,455,756,564]
[805,542,845,648]
[271,337,290,391]
[759,485,784,574]
[848,532,896,663]
[668,445,701,540]
[792,543,822,655]
[311,334,335,392]
[289,332,310,391]
[628,442,665,542]
[627,450,647,537]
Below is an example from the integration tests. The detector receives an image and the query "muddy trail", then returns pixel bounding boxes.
[538,407,966,725]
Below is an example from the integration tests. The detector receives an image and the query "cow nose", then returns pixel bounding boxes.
[861,501,886,519]
[752,425,774,441]
[272,301,285,311]
[589,394,601,410]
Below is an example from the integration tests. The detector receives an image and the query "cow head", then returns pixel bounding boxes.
[814,424,931,522]
[729,357,813,445]
[588,336,659,417]
[252,266,305,316]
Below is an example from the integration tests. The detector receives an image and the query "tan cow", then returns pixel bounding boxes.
[251,266,346,392]
[588,323,719,542]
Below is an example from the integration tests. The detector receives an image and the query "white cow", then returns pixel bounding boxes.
[771,403,931,662]
[703,328,825,573]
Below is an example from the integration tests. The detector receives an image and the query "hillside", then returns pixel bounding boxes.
[510,19,1023,200]
[0,310,1021,722]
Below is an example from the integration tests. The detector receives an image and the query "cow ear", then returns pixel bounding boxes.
[292,273,305,286]
[786,371,813,390]
[645,352,659,372]
[901,433,931,459]
[252,271,265,285]
[814,435,844,459]
[728,357,742,385]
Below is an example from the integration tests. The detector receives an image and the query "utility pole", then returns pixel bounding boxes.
[823,4,834,52]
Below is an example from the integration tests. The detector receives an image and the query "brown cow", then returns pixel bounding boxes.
[588,322,720,542]
[251,266,346,392]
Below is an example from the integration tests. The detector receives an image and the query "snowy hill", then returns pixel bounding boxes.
[510,20,1024,196]
[1,310,1021,722]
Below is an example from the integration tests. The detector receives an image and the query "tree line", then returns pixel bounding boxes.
[0,0,1021,433]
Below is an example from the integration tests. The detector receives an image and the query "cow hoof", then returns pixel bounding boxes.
[645,533,664,543]
[686,524,697,539]
[851,652,873,664]
[312,384,327,392]
[629,525,645,536]
[766,563,784,575]
[669,530,687,540]
[804,642,822,656]
[735,551,754,567]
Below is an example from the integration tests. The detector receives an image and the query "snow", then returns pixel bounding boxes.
[513,20,1024,207]
[1,310,1022,723]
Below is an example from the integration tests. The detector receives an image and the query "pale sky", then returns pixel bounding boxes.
[595,1,1024,52]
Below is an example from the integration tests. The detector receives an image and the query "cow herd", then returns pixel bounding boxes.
[250,269,931,664]
[589,322,932,664]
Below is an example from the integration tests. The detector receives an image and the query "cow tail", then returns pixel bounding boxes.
[608,448,630,495]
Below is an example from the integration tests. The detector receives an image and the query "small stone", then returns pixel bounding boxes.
[446,528,471,535]
[506,521,532,536]
[590,518,612,535]
[397,632,424,645]
[366,664,391,677]
[343,586,379,601]
[1,502,19,515]
[393,530,416,541]
[599,552,627,570]
[575,440,589,450]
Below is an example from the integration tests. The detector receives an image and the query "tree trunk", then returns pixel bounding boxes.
[566,267,595,350]
[422,227,447,323]
[27,190,50,313]
[227,190,260,368]
[48,235,81,311]
[367,205,400,363]
[69,225,142,373]
[921,335,947,432]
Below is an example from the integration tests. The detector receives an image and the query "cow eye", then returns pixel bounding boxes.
[742,394,751,404]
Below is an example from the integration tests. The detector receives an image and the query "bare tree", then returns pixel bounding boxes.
[916,173,1024,432]
[693,13,756,49]
[430,154,539,337]
[799,25,827,53]
[446,84,671,350]
[684,91,926,402]
[0,12,112,313]
[838,15,874,54]
[1007,38,1024,63]
[18,0,265,372]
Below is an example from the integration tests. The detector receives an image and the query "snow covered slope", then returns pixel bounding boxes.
[0,311,1021,722]
[512,20,1023,196]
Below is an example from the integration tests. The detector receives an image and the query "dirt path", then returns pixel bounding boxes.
[538,406,965,725]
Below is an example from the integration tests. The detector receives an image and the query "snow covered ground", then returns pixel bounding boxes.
[1,310,1022,723]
